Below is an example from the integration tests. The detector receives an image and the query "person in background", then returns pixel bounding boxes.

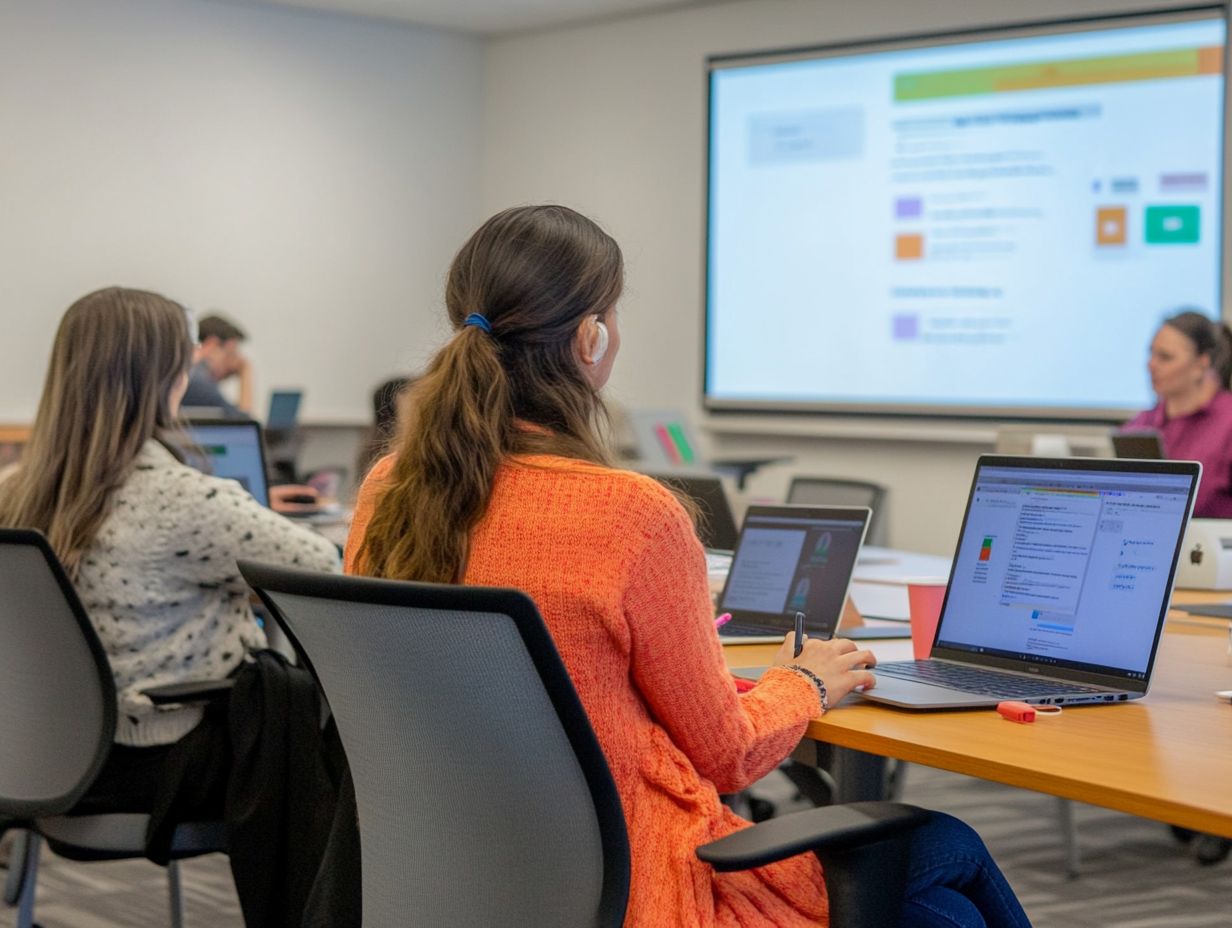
[1124,309,1232,518]
[182,313,253,417]
[345,205,1031,928]
[356,374,416,480]
[0,287,352,926]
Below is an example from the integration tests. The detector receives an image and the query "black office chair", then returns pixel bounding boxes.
[0,529,227,928]
[240,561,931,928]
[787,477,888,547]
[643,470,740,550]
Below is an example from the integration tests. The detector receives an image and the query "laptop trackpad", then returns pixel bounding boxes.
[733,667,996,709]
[857,676,995,709]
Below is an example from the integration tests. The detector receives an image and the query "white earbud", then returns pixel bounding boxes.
[590,316,609,365]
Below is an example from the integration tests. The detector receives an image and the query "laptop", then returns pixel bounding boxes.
[1112,430,1164,460]
[179,419,271,507]
[718,505,870,644]
[266,390,303,431]
[645,471,740,551]
[860,455,1200,709]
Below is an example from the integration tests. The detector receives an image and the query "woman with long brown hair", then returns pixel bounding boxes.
[346,206,1030,927]
[0,287,346,924]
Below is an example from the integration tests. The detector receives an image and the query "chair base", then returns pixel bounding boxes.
[4,819,226,928]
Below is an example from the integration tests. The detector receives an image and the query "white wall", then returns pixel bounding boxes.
[483,0,1199,553]
[0,0,484,422]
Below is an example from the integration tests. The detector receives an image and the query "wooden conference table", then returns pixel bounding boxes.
[723,589,1232,839]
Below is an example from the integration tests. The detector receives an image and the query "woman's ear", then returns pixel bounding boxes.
[576,315,607,366]
[169,370,190,417]
[590,317,609,364]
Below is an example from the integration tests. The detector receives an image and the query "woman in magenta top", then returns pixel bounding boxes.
[1124,310,1232,517]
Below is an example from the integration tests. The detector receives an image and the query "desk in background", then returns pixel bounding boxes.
[725,594,1232,838]
[0,424,30,469]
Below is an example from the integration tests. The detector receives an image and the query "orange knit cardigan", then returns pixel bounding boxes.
[346,454,828,927]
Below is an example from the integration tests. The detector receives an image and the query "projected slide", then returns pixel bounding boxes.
[706,14,1226,415]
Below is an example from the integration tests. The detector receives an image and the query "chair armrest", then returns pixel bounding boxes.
[142,678,235,706]
[696,802,929,872]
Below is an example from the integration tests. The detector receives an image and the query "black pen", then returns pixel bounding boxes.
[793,611,805,658]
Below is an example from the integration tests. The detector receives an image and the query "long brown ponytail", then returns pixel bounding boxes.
[356,205,624,583]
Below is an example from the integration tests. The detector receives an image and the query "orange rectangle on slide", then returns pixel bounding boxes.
[1096,206,1127,246]
[896,233,924,260]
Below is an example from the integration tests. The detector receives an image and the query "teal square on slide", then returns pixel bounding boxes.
[1144,205,1200,244]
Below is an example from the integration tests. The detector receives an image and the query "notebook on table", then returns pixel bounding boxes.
[859,455,1200,709]
[718,505,870,645]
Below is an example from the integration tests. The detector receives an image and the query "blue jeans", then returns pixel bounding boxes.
[899,811,1032,928]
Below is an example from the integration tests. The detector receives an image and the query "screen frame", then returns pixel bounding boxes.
[718,503,871,636]
[928,454,1200,695]
[702,4,1232,423]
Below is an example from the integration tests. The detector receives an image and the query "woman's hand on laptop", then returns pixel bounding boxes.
[773,636,877,705]
[270,484,321,513]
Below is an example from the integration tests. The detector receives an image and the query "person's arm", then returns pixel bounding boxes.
[623,491,825,795]
[163,470,340,592]
[234,356,254,415]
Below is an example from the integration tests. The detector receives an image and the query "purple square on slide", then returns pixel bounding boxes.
[895,197,922,219]
[893,314,919,340]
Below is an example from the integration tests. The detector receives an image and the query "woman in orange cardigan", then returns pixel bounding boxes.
[346,205,1031,928]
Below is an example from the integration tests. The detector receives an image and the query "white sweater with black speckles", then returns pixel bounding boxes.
[73,440,340,746]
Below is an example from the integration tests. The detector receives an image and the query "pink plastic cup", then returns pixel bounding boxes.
[906,579,948,660]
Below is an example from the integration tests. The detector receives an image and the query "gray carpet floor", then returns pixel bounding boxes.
[3,764,1229,927]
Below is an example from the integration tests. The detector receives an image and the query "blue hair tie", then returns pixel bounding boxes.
[463,313,493,334]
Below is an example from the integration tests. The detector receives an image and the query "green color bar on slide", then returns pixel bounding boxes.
[894,47,1218,102]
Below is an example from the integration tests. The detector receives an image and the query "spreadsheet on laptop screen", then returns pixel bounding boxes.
[936,465,1195,678]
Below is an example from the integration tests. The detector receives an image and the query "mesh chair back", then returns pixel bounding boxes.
[0,529,115,818]
[240,562,629,928]
[787,478,888,546]
[645,471,739,550]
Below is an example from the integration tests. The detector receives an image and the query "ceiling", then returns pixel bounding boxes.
[236,0,725,36]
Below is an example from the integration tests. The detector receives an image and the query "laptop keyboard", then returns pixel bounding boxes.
[720,625,783,637]
[875,661,1108,698]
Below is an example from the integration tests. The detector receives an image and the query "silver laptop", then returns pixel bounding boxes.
[718,505,870,644]
[861,455,1200,709]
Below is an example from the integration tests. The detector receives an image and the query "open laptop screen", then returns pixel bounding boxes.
[1111,431,1164,460]
[936,460,1198,681]
[181,420,270,507]
[267,390,303,431]
[719,505,869,636]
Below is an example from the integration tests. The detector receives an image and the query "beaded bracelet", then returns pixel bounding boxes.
[787,665,830,713]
